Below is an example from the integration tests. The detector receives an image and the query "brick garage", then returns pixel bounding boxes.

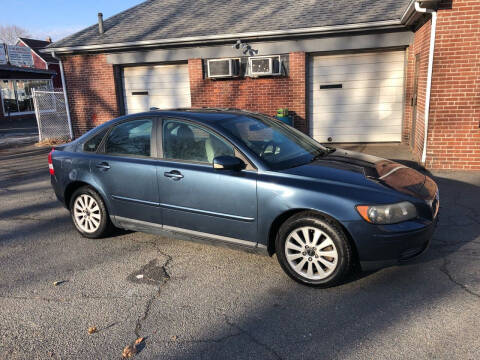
[403,0,480,170]
[48,0,479,170]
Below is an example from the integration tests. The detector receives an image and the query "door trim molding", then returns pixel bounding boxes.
[113,216,266,249]
[112,194,160,206]
[159,202,255,222]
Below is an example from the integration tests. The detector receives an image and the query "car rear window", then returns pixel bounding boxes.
[83,129,108,152]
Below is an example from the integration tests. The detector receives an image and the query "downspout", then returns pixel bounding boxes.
[414,1,437,164]
[51,51,74,139]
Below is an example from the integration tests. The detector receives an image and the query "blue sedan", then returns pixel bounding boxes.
[49,109,439,287]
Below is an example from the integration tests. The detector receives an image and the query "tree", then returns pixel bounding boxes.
[0,25,30,45]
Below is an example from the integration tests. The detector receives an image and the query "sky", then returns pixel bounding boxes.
[0,0,144,42]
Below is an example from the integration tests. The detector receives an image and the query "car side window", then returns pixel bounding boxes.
[105,119,153,157]
[162,120,234,163]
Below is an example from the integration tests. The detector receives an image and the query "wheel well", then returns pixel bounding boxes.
[64,181,92,209]
[267,209,360,266]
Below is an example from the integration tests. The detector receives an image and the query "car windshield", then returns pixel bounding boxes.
[215,114,328,170]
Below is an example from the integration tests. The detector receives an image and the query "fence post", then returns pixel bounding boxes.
[32,88,42,142]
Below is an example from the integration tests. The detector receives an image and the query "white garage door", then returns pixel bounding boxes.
[308,51,405,143]
[123,64,191,114]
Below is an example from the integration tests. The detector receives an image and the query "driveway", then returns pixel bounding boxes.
[0,144,479,359]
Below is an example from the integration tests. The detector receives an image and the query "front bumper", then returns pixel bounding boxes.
[344,216,438,271]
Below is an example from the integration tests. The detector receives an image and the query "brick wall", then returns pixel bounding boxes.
[47,63,63,89]
[404,18,431,161]
[405,0,480,170]
[61,54,119,137]
[189,52,307,133]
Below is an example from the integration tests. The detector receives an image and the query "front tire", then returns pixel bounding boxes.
[69,186,112,238]
[275,212,352,287]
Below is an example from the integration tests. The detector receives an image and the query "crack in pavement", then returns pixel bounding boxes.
[438,255,480,299]
[133,243,173,339]
[224,316,283,360]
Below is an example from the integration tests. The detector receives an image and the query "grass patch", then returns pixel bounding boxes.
[35,137,71,147]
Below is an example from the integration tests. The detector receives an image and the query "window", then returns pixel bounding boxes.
[163,120,234,163]
[83,129,108,152]
[105,119,153,157]
[0,79,51,115]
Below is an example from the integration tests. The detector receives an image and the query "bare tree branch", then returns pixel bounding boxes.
[0,25,30,45]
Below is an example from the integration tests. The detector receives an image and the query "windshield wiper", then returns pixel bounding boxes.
[311,147,336,162]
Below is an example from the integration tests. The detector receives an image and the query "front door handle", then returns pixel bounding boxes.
[164,170,184,180]
[95,162,110,170]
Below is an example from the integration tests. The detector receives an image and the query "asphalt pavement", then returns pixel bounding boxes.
[0,144,479,360]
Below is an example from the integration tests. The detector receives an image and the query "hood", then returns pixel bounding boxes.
[283,148,437,201]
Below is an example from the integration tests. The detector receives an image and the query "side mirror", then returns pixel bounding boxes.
[213,155,246,171]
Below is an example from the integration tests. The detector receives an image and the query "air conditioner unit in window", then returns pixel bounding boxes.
[207,58,241,78]
[249,55,282,77]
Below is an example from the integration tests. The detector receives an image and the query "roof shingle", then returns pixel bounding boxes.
[48,0,412,50]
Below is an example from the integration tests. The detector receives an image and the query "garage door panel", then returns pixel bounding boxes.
[123,74,191,86]
[313,94,402,106]
[310,111,402,123]
[313,125,401,135]
[309,70,404,84]
[311,89,403,105]
[310,78,403,90]
[308,51,404,143]
[312,133,401,143]
[123,65,189,76]
[123,64,191,113]
[310,102,403,114]
[309,62,404,77]
[311,117,402,128]
[124,84,191,94]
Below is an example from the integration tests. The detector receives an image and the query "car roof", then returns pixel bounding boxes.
[126,108,263,124]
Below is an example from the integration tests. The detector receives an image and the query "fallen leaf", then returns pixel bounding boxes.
[170,335,177,341]
[134,337,144,345]
[122,345,137,358]
[53,280,68,286]
[87,326,98,334]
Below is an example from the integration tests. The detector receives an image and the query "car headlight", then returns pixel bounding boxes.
[356,202,417,224]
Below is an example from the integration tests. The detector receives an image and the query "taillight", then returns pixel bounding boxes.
[48,148,55,175]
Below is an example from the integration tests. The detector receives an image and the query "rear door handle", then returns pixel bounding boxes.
[95,162,110,170]
[164,170,184,180]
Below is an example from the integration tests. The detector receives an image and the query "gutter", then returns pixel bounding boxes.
[414,1,438,164]
[51,51,74,139]
[41,19,403,54]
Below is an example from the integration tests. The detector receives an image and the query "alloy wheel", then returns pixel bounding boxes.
[73,194,102,233]
[284,226,338,280]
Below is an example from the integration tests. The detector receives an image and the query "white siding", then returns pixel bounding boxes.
[123,64,191,114]
[308,51,405,143]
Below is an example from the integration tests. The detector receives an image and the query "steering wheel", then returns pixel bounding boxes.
[259,140,278,158]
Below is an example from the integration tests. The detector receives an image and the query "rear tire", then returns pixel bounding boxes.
[275,212,352,287]
[69,186,113,238]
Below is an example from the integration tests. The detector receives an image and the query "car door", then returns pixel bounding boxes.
[156,118,258,245]
[91,117,161,224]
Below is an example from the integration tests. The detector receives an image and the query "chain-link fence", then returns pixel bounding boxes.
[32,89,73,141]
